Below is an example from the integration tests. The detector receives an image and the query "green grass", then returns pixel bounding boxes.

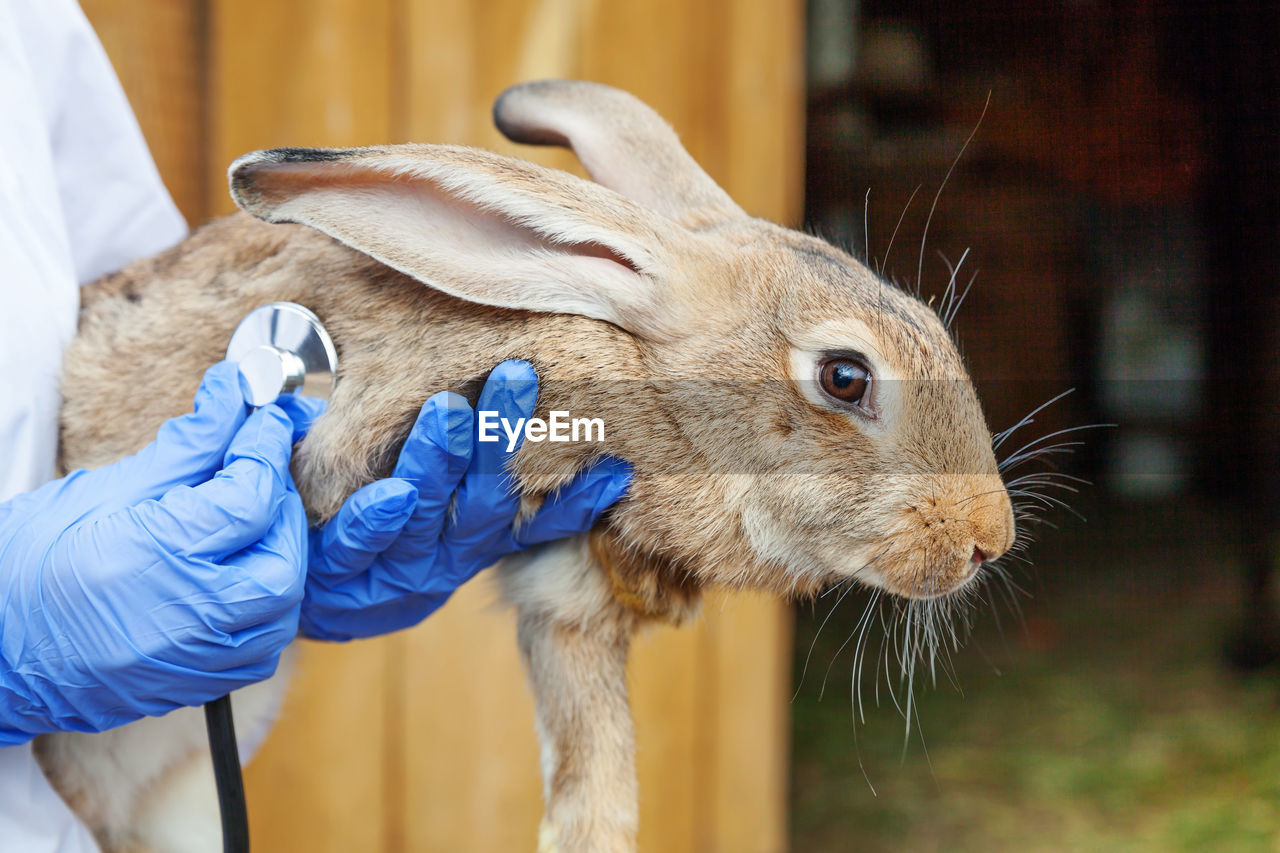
[789,499,1280,851]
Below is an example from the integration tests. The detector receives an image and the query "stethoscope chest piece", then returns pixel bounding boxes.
[212,301,338,853]
[226,302,339,406]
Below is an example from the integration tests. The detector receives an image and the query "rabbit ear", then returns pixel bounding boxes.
[229,145,705,341]
[493,80,745,229]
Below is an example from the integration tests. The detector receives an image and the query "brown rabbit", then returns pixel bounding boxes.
[41,80,1014,852]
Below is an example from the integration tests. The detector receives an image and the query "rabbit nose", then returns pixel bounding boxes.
[967,479,1016,565]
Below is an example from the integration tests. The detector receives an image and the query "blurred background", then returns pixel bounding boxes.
[796,1,1280,851]
[79,0,1280,850]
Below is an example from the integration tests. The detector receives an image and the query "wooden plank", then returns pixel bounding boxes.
[206,0,396,215]
[404,0,582,171]
[703,593,795,853]
[629,620,704,852]
[400,579,544,852]
[80,0,208,226]
[723,0,807,225]
[242,641,394,852]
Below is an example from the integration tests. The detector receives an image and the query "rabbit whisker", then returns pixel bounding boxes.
[916,92,990,297]
[879,184,922,278]
[850,587,883,794]
[793,578,854,702]
[945,269,980,329]
[852,588,883,722]
[956,486,1012,508]
[936,247,970,329]
[863,187,871,268]
[999,423,1114,471]
[808,547,891,701]
[1005,471,1089,490]
[992,388,1076,451]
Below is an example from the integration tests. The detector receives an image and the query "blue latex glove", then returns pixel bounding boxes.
[0,362,307,745]
[296,360,632,642]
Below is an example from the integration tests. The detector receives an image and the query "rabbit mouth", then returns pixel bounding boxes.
[868,558,983,601]
[825,534,991,602]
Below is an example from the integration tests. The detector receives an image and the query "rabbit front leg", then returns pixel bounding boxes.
[518,607,638,853]
[502,537,642,853]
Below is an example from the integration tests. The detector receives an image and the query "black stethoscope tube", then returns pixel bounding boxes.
[205,695,250,853]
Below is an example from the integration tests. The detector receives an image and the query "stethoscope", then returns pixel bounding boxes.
[213,302,338,853]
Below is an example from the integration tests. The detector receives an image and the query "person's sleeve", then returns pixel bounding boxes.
[10,0,188,284]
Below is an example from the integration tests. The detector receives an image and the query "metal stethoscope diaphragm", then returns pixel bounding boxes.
[226,302,339,405]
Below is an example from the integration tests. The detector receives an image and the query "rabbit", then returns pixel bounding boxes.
[41,79,1015,853]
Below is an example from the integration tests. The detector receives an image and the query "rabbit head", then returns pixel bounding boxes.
[228,80,1014,604]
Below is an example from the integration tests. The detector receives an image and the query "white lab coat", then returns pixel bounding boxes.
[0,1,187,849]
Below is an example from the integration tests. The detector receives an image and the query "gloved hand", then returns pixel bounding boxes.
[297,360,631,642]
[0,362,307,745]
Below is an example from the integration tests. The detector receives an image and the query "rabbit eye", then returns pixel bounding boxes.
[819,357,873,409]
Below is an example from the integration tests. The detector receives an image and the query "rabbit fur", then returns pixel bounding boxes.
[41,80,1014,852]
